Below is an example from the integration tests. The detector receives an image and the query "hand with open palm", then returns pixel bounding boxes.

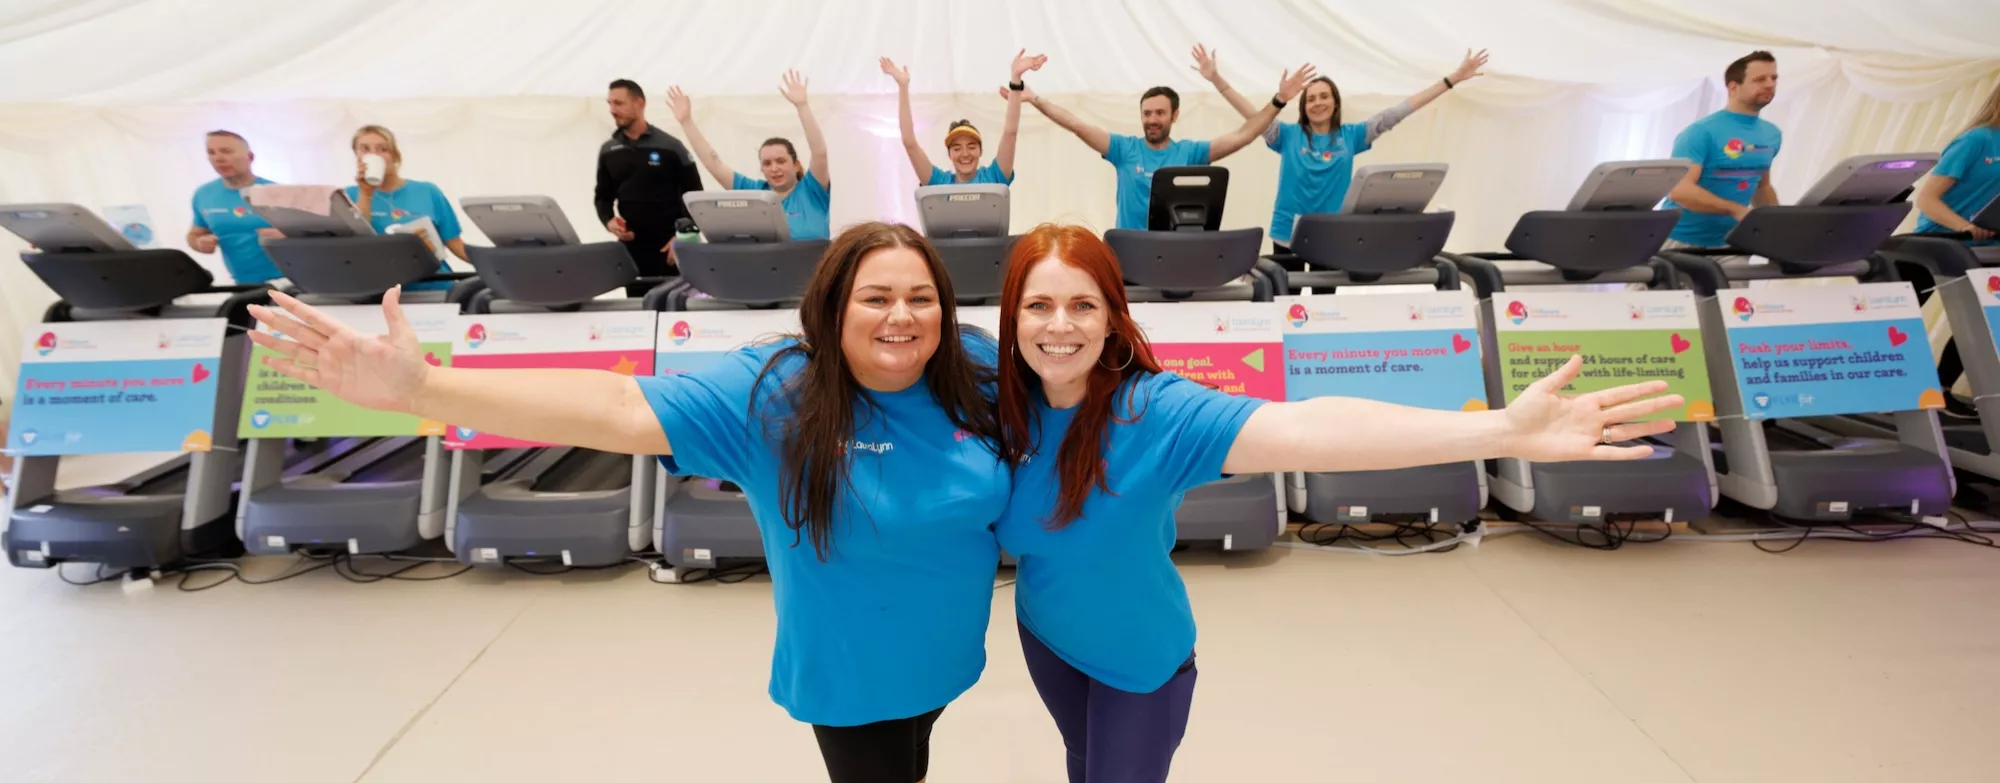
[246,287,431,415]
[1501,355,1684,462]
[1277,62,1318,103]
[1450,48,1491,85]
[879,57,909,88]
[780,70,810,106]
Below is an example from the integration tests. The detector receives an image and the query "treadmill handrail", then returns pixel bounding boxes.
[1444,252,1679,298]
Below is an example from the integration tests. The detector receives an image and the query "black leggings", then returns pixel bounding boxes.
[812,706,946,783]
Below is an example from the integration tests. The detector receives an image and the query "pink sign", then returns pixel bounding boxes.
[441,312,657,450]
[1128,302,1286,401]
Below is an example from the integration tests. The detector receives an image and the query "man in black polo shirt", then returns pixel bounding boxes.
[595,78,702,287]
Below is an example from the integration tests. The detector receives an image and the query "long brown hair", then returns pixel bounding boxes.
[996,224,1163,529]
[757,222,999,559]
[1966,81,2000,134]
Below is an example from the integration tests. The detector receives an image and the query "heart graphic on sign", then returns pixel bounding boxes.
[1887,325,1908,347]
[424,352,441,367]
[191,362,211,383]
[1451,333,1473,354]
[1670,333,1692,354]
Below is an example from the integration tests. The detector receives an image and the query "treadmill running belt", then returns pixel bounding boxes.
[530,449,633,493]
[347,442,431,483]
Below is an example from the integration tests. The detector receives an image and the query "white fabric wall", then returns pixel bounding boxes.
[2,0,1998,403]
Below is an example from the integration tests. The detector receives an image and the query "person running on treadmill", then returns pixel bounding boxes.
[1193,45,1490,265]
[188,130,284,283]
[245,222,1006,783]
[1661,51,1783,251]
[1026,64,1319,230]
[881,50,1045,186]
[344,125,467,291]
[1914,81,2000,243]
[595,79,704,285]
[669,72,834,241]
[992,224,1686,783]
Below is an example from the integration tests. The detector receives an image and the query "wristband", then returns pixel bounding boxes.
[1443,76,1455,89]
[1271,95,1287,109]
[1010,80,1025,91]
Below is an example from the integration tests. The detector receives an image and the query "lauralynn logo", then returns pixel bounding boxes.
[464,323,487,349]
[1732,297,1756,321]
[670,321,693,346]
[1505,301,1529,325]
[35,331,57,356]
[1285,304,1309,328]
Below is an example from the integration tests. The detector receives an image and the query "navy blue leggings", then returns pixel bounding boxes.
[1018,623,1198,783]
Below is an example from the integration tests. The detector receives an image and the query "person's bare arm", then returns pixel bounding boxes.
[996,50,1045,179]
[1753,177,1780,208]
[1027,94,1112,156]
[782,71,832,188]
[1209,64,1315,162]
[668,87,738,187]
[1915,174,1994,238]
[1666,166,1750,219]
[247,288,668,455]
[881,58,934,182]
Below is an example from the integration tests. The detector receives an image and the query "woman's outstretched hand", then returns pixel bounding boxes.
[1501,355,1684,462]
[247,286,431,415]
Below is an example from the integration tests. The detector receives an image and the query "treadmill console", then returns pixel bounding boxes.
[460,195,582,246]
[0,203,136,253]
[1146,166,1229,231]
[1342,164,1447,214]
[684,190,790,243]
[244,185,377,238]
[1567,159,1691,212]
[1796,152,1939,207]
[914,184,1010,238]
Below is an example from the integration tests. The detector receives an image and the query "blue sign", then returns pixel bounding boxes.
[10,357,224,456]
[1722,285,1943,419]
[1279,294,1488,412]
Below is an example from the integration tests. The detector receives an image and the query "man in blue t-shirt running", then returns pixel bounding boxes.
[1661,51,1784,252]
[1027,65,1317,231]
[187,130,283,283]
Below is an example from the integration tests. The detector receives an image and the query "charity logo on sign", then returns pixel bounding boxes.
[1286,304,1309,328]
[465,323,487,349]
[1407,306,1424,321]
[455,426,477,441]
[35,331,57,356]
[588,326,602,342]
[1506,301,1529,325]
[1213,316,1230,333]
[670,321,693,346]
[1732,297,1756,321]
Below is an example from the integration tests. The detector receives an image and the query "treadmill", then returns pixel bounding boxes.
[653,192,824,571]
[1661,153,1954,521]
[234,188,483,555]
[443,196,663,567]
[1102,167,1284,552]
[1444,160,1720,524]
[1869,193,2000,491]
[915,184,1012,305]
[2,203,269,570]
[1281,164,1486,527]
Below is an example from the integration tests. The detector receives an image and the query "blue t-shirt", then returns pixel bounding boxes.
[342,180,460,290]
[636,332,1008,726]
[1103,134,1212,231]
[926,160,1014,186]
[733,171,833,241]
[1661,110,1783,246]
[1266,122,1374,245]
[1916,126,2000,236]
[996,372,1265,693]
[191,176,281,283]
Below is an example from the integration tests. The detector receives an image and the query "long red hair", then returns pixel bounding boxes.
[997,224,1163,529]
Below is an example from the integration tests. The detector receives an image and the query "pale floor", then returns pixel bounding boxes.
[3,458,1999,782]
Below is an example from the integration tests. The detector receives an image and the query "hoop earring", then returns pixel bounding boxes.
[1099,338,1136,372]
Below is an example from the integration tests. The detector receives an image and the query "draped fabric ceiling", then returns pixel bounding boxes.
[1,0,1997,394]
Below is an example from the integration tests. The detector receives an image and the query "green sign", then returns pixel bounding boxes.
[1495,292,1716,422]
[238,304,463,438]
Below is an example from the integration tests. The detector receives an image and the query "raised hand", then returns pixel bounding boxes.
[246,287,431,415]
[1500,355,1684,462]
[879,57,910,87]
[1278,62,1318,102]
[1451,48,1490,84]
[780,70,810,106]
[1190,44,1221,82]
[665,86,693,123]
[1012,49,1047,81]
